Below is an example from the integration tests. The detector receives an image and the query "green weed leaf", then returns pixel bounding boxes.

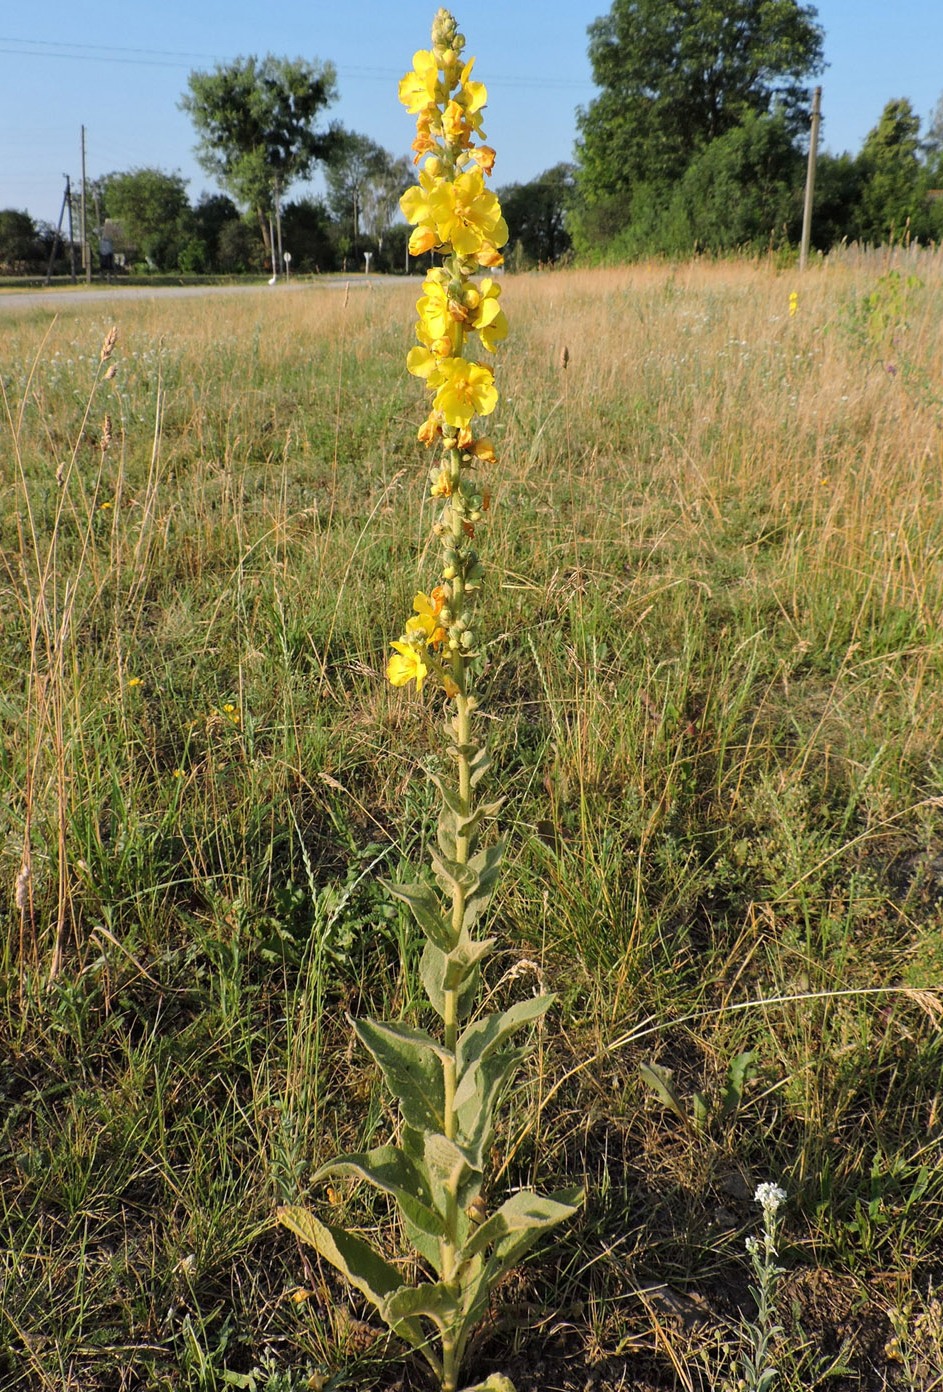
[462,1187,583,1261]
[352,1018,448,1133]
[382,879,456,952]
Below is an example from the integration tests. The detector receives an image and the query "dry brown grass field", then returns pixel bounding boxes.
[2,256,943,1390]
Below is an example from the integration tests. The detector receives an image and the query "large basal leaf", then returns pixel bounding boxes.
[382,878,456,952]
[277,1206,425,1351]
[460,1187,583,1262]
[313,1146,445,1244]
[456,995,554,1077]
[352,1017,447,1133]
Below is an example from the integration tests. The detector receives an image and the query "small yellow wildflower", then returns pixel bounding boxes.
[406,591,447,645]
[789,290,799,317]
[127,676,143,689]
[387,641,430,691]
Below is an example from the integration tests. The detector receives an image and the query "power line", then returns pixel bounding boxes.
[0,36,594,88]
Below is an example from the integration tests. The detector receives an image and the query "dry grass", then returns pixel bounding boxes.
[1,259,942,1390]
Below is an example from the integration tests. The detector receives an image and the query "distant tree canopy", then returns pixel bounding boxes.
[498,164,574,266]
[324,131,410,256]
[101,168,192,269]
[181,56,338,253]
[574,0,824,254]
[0,209,41,270]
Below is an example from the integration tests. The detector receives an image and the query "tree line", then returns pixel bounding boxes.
[3,1,943,277]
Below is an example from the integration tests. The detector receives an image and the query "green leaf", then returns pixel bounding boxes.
[468,746,491,787]
[313,1146,445,1244]
[436,803,458,860]
[428,769,466,819]
[720,1049,758,1121]
[454,1047,526,1168]
[381,1279,459,1334]
[462,842,503,932]
[423,1131,482,1215]
[430,847,479,897]
[420,940,485,1023]
[277,1206,425,1351]
[352,1017,447,1133]
[482,1187,583,1286]
[461,1188,583,1262]
[456,996,554,1077]
[382,879,456,952]
[639,1060,686,1122]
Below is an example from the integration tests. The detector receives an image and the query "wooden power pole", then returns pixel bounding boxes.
[799,86,822,272]
[81,125,91,284]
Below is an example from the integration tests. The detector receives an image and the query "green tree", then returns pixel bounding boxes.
[181,56,337,260]
[0,209,40,271]
[324,131,410,259]
[857,99,923,242]
[498,163,574,266]
[191,192,242,271]
[101,168,192,269]
[281,197,337,272]
[673,111,803,251]
[575,0,824,232]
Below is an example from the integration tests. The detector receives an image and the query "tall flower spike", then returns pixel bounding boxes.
[278,15,581,1392]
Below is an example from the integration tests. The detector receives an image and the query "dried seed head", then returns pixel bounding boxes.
[15,862,30,912]
[103,363,117,380]
[101,415,113,450]
[559,345,570,370]
[55,461,66,487]
[100,325,118,362]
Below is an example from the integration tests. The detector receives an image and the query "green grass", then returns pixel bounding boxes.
[1,261,943,1391]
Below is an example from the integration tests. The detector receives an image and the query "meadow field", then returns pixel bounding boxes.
[2,257,943,1391]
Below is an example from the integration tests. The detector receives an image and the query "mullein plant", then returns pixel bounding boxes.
[278,10,581,1392]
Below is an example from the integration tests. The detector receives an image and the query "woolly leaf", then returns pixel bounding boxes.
[456,995,553,1077]
[382,879,456,952]
[461,1188,583,1262]
[352,1017,447,1133]
[420,938,491,1022]
[277,1206,425,1351]
[462,841,503,932]
[314,1146,445,1244]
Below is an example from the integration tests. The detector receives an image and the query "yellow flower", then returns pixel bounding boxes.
[431,357,498,427]
[127,676,143,689]
[789,290,799,317]
[468,278,507,351]
[427,169,508,260]
[406,591,447,645]
[387,641,430,691]
[399,49,441,114]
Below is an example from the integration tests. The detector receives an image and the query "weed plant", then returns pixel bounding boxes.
[1,256,943,1389]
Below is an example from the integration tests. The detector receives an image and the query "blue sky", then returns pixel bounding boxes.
[3,0,943,226]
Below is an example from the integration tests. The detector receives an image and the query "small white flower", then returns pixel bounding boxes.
[754,1182,787,1215]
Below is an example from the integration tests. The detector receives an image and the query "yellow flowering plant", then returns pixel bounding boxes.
[278,11,580,1392]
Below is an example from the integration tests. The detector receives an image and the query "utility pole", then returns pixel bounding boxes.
[799,86,822,272]
[81,125,91,283]
[45,174,78,285]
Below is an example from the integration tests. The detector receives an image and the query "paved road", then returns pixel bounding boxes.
[0,277,397,313]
